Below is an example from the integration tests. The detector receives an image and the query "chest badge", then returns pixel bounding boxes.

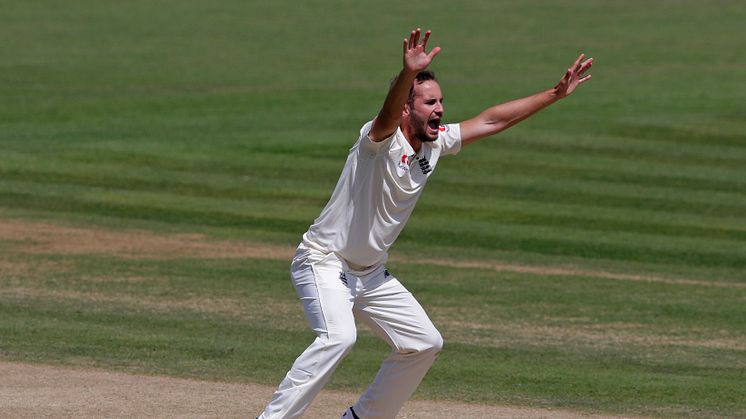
[397,153,413,172]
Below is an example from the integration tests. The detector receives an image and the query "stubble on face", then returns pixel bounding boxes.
[409,110,437,143]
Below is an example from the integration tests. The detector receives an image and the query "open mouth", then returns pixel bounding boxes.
[427,119,440,132]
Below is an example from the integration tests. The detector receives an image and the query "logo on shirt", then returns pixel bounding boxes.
[417,156,432,174]
[439,125,448,132]
[397,153,413,172]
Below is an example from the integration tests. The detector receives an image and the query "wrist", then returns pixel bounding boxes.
[400,67,419,79]
[548,86,564,101]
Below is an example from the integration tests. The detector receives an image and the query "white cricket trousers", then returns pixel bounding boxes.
[259,246,443,419]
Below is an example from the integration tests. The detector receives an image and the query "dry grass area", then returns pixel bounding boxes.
[435,315,746,352]
[0,219,289,260]
[0,362,639,418]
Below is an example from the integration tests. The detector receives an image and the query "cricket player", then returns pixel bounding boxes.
[258,28,592,419]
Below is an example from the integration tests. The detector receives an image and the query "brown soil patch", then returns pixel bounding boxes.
[0,219,289,260]
[0,362,638,418]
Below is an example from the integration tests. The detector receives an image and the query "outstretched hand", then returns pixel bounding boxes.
[403,28,441,73]
[554,54,593,98]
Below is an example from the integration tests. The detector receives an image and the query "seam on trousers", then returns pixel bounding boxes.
[309,262,331,340]
[280,262,331,418]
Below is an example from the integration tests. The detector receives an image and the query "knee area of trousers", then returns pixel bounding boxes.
[324,332,357,353]
[401,331,444,356]
[425,330,444,353]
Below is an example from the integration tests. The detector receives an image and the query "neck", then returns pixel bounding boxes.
[401,124,423,153]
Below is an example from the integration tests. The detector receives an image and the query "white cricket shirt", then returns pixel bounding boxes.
[301,120,461,273]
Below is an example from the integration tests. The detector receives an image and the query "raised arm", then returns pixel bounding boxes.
[368,29,441,142]
[459,54,593,147]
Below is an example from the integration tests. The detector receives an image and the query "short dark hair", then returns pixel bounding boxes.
[389,70,438,105]
[409,71,437,105]
[414,70,437,83]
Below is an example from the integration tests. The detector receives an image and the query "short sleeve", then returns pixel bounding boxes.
[358,120,396,155]
[437,123,462,156]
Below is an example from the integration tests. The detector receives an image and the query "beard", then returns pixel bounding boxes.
[409,112,438,143]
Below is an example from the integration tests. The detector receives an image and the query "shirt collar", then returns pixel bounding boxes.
[397,128,416,157]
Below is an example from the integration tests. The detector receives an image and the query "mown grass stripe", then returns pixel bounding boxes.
[416,191,744,228]
[605,123,746,149]
[449,139,745,183]
[503,139,746,170]
[400,226,746,270]
[414,204,746,242]
[59,148,344,178]
[456,159,746,194]
[430,180,746,218]
[0,191,308,235]
[512,127,746,160]
[440,151,745,190]
[0,168,330,207]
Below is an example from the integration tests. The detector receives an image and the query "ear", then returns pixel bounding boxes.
[403,102,411,116]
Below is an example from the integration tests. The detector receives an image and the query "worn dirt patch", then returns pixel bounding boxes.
[0,362,638,418]
[0,219,287,260]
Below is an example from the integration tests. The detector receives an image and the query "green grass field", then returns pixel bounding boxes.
[1,0,745,417]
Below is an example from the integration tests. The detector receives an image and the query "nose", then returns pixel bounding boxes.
[435,102,444,116]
